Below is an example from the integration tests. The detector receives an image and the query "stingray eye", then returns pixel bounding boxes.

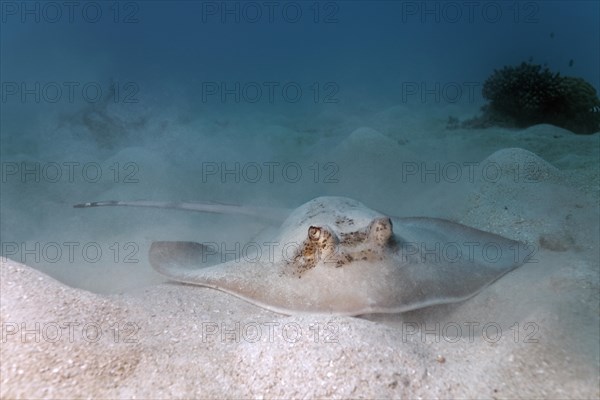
[369,217,393,244]
[308,226,321,241]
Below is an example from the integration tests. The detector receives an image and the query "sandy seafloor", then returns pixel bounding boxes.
[1,102,599,398]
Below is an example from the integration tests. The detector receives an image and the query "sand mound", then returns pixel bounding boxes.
[2,253,598,398]
[1,259,142,398]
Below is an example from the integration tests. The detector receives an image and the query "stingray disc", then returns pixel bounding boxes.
[149,196,531,316]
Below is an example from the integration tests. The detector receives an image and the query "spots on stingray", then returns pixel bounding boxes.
[287,225,340,277]
[335,216,355,226]
[287,220,396,277]
[302,201,326,220]
[339,230,368,245]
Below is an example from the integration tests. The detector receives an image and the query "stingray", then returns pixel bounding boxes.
[74,196,531,316]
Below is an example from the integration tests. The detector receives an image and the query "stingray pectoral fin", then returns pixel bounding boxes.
[392,217,532,268]
[149,241,291,313]
[383,217,531,312]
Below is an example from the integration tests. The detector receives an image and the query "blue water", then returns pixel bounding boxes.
[2,1,598,123]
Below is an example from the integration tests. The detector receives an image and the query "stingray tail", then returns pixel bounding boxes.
[73,200,289,223]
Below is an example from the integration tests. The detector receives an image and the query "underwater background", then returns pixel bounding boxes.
[1,1,599,398]
[2,1,598,288]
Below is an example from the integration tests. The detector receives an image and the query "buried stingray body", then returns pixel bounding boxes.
[76,196,531,316]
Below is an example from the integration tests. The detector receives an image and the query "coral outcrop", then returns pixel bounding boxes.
[461,62,600,134]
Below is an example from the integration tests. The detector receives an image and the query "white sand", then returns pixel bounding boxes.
[1,107,599,398]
